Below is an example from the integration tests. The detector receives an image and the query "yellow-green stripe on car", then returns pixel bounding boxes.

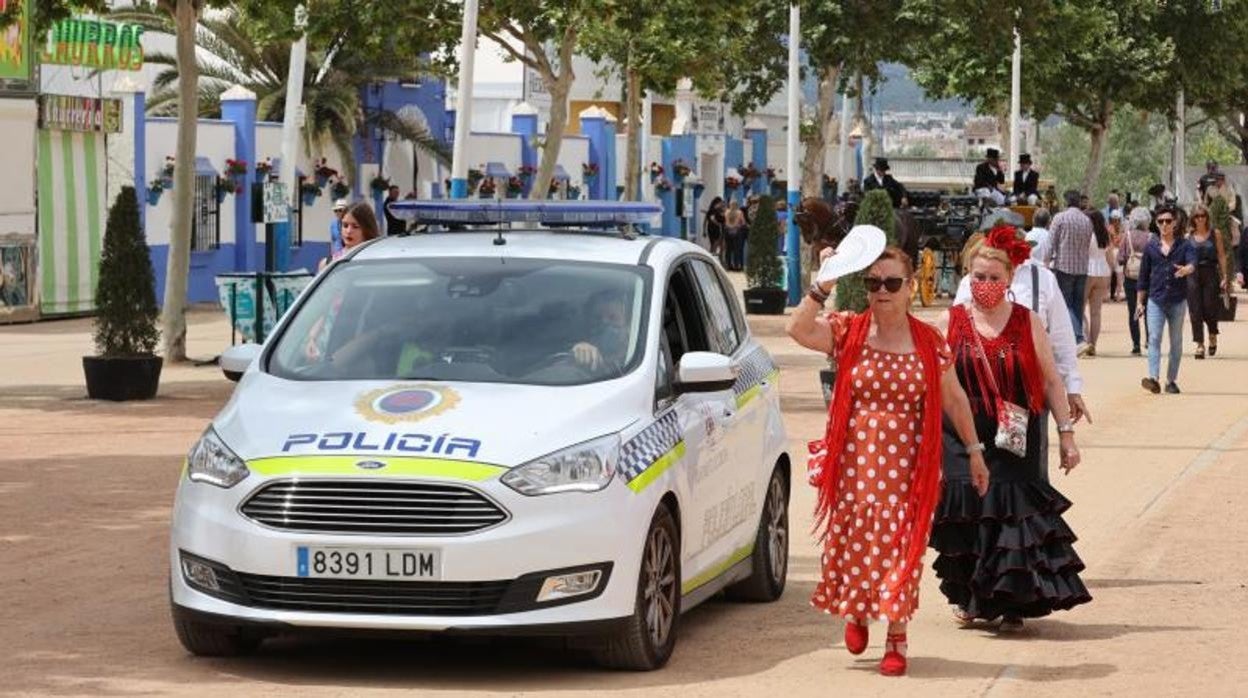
[736,369,780,409]
[247,456,507,481]
[627,441,687,493]
[681,543,755,595]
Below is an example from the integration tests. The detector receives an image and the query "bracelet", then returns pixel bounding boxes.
[807,283,830,304]
[965,441,986,453]
[1056,421,1075,434]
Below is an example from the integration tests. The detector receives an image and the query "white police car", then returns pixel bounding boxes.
[171,201,790,670]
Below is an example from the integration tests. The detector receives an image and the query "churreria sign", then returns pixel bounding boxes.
[41,17,144,71]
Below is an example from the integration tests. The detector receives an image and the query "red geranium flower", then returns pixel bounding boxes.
[986,224,1030,267]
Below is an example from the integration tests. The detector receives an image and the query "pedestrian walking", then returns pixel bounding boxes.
[318,202,380,273]
[1083,211,1112,356]
[931,231,1091,632]
[1185,203,1226,359]
[1048,190,1095,350]
[788,247,986,677]
[1026,208,1052,264]
[1119,207,1152,355]
[1137,206,1197,394]
[704,196,726,260]
[329,198,348,256]
[1108,210,1124,301]
[724,200,747,271]
[953,228,1092,484]
[382,185,407,236]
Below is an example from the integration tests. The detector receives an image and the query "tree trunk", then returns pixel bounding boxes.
[854,74,873,159]
[530,70,571,200]
[1083,119,1113,194]
[801,65,839,200]
[623,65,641,201]
[161,0,199,362]
[528,31,576,201]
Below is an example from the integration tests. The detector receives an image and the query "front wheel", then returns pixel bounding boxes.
[726,466,789,602]
[593,505,681,670]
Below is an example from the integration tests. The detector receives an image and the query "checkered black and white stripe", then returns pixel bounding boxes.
[620,410,682,483]
[732,348,778,397]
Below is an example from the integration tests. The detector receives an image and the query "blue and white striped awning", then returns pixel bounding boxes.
[388,200,662,226]
[194,156,218,176]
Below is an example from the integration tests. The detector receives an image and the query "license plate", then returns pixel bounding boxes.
[296,546,440,580]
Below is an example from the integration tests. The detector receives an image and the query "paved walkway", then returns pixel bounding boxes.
[1,293,1246,696]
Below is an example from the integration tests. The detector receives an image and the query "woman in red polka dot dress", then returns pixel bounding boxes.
[789,246,988,677]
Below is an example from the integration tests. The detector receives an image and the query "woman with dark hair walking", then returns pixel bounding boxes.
[1137,206,1197,394]
[704,196,726,261]
[1083,210,1112,356]
[318,202,381,272]
[1185,203,1226,359]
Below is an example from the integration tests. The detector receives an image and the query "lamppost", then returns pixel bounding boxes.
[785,1,801,306]
[449,0,480,199]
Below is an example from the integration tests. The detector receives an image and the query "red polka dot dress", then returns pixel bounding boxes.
[810,344,951,623]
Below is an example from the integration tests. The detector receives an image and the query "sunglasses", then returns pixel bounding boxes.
[864,276,907,293]
[1193,214,1208,220]
[1157,218,1175,225]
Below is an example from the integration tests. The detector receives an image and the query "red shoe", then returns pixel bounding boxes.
[844,619,869,655]
[880,633,907,676]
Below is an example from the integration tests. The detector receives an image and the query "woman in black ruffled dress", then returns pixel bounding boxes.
[931,232,1092,633]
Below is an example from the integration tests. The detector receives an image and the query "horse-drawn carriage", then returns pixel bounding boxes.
[796,191,998,307]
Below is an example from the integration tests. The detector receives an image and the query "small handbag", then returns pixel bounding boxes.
[1124,232,1142,280]
[968,311,1029,458]
[1220,292,1238,322]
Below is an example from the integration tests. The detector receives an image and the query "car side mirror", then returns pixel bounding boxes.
[675,352,737,394]
[221,343,262,382]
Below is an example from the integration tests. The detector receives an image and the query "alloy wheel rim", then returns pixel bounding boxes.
[642,525,676,648]
[766,477,788,583]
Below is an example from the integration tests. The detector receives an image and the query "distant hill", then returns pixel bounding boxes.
[868,64,972,115]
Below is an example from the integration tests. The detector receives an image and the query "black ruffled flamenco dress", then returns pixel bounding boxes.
[929,304,1092,621]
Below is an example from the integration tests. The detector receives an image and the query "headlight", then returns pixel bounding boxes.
[502,434,620,496]
[186,426,250,488]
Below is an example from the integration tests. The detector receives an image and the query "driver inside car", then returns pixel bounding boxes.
[571,290,631,371]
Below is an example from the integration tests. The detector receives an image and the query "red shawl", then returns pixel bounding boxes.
[813,310,945,599]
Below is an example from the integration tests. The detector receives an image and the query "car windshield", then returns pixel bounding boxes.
[267,257,651,386]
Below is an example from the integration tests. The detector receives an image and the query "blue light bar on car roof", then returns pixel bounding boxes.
[387,200,663,226]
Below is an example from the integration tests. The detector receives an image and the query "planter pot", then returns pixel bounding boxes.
[160,176,174,190]
[83,355,163,401]
[146,188,163,206]
[742,287,787,315]
[301,190,319,207]
[315,173,330,188]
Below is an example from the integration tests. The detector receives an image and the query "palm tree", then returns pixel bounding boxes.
[110,7,449,184]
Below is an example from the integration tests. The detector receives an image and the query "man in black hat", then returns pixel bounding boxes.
[1013,152,1040,203]
[862,157,908,208]
[973,147,1006,205]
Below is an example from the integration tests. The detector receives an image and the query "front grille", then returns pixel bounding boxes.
[235,573,509,616]
[240,480,509,535]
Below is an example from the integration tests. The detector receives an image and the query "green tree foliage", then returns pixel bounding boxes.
[476,1,594,200]
[836,190,896,312]
[94,187,160,358]
[112,6,448,184]
[906,0,1172,193]
[746,196,784,289]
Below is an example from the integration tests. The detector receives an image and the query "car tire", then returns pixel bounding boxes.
[171,604,263,657]
[726,466,788,602]
[593,504,681,671]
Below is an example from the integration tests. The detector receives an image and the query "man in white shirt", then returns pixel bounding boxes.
[1026,208,1052,264]
[954,247,1091,480]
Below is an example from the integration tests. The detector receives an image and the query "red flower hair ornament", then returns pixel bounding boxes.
[985,224,1032,267]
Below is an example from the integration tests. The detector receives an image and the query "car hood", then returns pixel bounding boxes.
[214,372,643,468]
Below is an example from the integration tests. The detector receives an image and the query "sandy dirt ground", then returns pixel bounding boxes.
[2,296,1247,697]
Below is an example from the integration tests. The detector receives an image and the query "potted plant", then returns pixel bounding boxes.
[214,176,234,203]
[329,178,350,200]
[369,174,390,195]
[314,158,338,187]
[478,177,497,198]
[654,176,673,193]
[567,184,581,200]
[648,162,663,182]
[506,176,525,198]
[300,180,322,206]
[725,175,742,192]
[146,179,165,206]
[468,167,484,192]
[672,159,692,178]
[582,162,599,180]
[255,157,273,180]
[517,164,536,181]
[83,186,163,401]
[160,156,175,189]
[743,194,787,314]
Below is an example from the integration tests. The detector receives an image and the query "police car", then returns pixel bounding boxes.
[171,201,790,670]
